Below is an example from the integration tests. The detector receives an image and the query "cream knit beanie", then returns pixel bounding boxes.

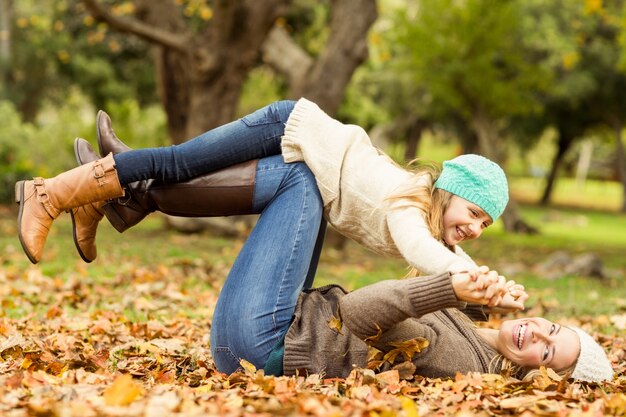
[570,327,614,382]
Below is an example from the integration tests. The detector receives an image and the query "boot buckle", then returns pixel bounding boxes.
[93,163,105,179]
[33,177,50,203]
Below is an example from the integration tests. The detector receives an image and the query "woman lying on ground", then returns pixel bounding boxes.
[62,143,613,382]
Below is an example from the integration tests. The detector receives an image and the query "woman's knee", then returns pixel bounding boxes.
[287,162,323,213]
[210,314,276,372]
[270,100,296,123]
[211,345,242,374]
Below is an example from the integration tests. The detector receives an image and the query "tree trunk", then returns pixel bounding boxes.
[540,126,573,206]
[613,121,626,213]
[82,0,377,238]
[155,48,191,143]
[404,119,426,161]
[459,129,480,155]
[0,0,11,71]
[470,108,535,233]
[84,0,289,142]
[470,107,505,162]
[84,0,376,133]
[294,0,377,115]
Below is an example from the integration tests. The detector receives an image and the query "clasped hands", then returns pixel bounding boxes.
[451,266,529,312]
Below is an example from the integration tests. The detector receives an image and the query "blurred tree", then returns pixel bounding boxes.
[2,0,157,121]
[0,0,11,87]
[513,0,626,210]
[81,0,377,143]
[3,0,59,121]
[383,0,551,232]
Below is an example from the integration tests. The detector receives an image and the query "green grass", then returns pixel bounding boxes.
[1,192,626,324]
[510,176,625,211]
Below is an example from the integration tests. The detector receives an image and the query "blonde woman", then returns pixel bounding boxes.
[16,99,508,276]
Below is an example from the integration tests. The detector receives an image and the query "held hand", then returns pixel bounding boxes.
[468,266,507,291]
[468,265,490,284]
[451,271,507,306]
[488,281,529,313]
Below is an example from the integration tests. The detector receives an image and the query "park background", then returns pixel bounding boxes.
[0,0,625,416]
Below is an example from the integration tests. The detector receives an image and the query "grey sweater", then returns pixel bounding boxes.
[283,272,499,378]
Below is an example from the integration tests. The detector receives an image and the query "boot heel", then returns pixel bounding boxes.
[15,181,25,204]
[15,180,25,204]
[15,180,39,264]
[103,203,138,233]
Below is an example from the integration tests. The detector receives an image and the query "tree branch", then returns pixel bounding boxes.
[261,25,314,87]
[81,0,190,53]
[298,0,377,114]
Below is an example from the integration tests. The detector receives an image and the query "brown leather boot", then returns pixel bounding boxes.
[15,152,124,264]
[90,111,259,233]
[69,140,106,263]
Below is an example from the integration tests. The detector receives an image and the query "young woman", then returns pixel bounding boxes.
[16,99,507,279]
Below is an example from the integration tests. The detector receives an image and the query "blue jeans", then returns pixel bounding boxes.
[114,101,296,185]
[210,155,325,374]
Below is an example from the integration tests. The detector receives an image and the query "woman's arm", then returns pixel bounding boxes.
[339,273,464,341]
[339,272,508,342]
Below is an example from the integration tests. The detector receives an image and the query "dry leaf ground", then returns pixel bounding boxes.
[0,208,625,416]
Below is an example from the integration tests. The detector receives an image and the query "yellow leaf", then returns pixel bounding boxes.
[327,315,343,334]
[20,357,32,370]
[543,366,562,382]
[562,52,579,71]
[103,374,144,406]
[194,384,213,394]
[605,394,626,414]
[401,396,419,417]
[239,359,257,375]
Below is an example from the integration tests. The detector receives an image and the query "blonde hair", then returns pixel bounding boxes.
[385,159,455,277]
[493,355,576,382]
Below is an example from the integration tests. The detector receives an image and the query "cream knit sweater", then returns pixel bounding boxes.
[281,98,476,275]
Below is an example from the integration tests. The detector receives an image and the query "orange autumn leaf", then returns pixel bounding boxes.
[383,338,429,364]
[103,374,144,406]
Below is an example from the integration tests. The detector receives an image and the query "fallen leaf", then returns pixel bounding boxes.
[400,396,419,417]
[327,315,343,334]
[383,338,429,363]
[375,370,399,386]
[364,324,382,343]
[103,374,144,406]
[239,359,257,375]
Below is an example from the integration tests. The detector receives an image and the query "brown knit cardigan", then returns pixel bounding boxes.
[283,272,500,378]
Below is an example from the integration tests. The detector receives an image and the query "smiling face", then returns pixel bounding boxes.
[497,317,580,371]
[441,195,493,246]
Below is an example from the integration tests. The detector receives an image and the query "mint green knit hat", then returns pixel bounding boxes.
[434,154,509,221]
